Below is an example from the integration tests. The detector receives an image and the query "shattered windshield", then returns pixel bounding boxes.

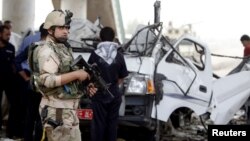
[123,22,163,56]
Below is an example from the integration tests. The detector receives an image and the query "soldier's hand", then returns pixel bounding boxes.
[76,70,90,81]
[87,83,97,97]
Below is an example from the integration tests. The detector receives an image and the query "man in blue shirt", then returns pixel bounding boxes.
[16,28,41,74]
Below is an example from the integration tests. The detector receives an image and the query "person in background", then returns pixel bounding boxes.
[240,34,250,124]
[4,20,22,51]
[17,24,42,74]
[88,26,128,141]
[0,25,20,139]
[15,23,48,141]
[240,34,250,57]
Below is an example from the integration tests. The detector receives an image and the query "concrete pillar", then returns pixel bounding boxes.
[2,0,35,34]
[61,0,87,19]
[52,0,61,10]
[111,0,125,43]
[0,0,2,20]
[87,0,116,31]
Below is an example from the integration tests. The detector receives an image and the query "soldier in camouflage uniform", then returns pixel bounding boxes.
[29,10,96,141]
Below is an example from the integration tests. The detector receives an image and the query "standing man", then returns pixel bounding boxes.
[240,34,250,57]
[240,34,250,124]
[31,10,96,141]
[88,27,128,141]
[4,20,22,51]
[0,25,19,138]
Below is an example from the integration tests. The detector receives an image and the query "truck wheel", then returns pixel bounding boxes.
[154,119,175,141]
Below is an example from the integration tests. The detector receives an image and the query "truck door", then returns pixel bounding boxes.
[157,36,213,103]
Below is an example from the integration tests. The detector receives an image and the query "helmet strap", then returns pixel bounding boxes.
[48,26,67,43]
[49,33,67,44]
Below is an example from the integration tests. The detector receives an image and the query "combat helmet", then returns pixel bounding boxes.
[44,10,73,29]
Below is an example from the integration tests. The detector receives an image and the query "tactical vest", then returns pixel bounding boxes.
[29,41,83,99]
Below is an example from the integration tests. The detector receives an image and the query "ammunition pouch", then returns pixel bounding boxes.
[56,81,83,99]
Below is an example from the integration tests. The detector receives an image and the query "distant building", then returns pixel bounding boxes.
[164,21,196,40]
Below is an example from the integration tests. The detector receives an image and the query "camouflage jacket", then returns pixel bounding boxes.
[29,37,82,109]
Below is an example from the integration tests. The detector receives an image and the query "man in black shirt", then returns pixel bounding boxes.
[0,25,19,138]
[0,26,15,76]
[88,27,128,141]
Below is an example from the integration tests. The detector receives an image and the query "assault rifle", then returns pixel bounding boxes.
[71,55,114,98]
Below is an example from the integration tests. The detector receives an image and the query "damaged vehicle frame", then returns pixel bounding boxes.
[114,21,250,132]
[75,22,250,140]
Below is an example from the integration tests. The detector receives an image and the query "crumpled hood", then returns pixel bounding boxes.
[124,55,155,75]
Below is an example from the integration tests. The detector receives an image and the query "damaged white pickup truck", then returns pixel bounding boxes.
[69,19,250,140]
[116,22,250,140]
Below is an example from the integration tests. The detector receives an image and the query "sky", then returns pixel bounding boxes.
[119,0,250,75]
[0,0,247,75]
[1,0,250,51]
[120,0,250,50]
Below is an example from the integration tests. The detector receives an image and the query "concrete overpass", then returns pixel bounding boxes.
[1,0,125,42]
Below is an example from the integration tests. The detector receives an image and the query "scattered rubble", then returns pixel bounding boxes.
[159,110,247,141]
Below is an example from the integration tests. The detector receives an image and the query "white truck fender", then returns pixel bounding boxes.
[151,93,209,122]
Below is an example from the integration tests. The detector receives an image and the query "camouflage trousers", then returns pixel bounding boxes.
[40,106,81,141]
